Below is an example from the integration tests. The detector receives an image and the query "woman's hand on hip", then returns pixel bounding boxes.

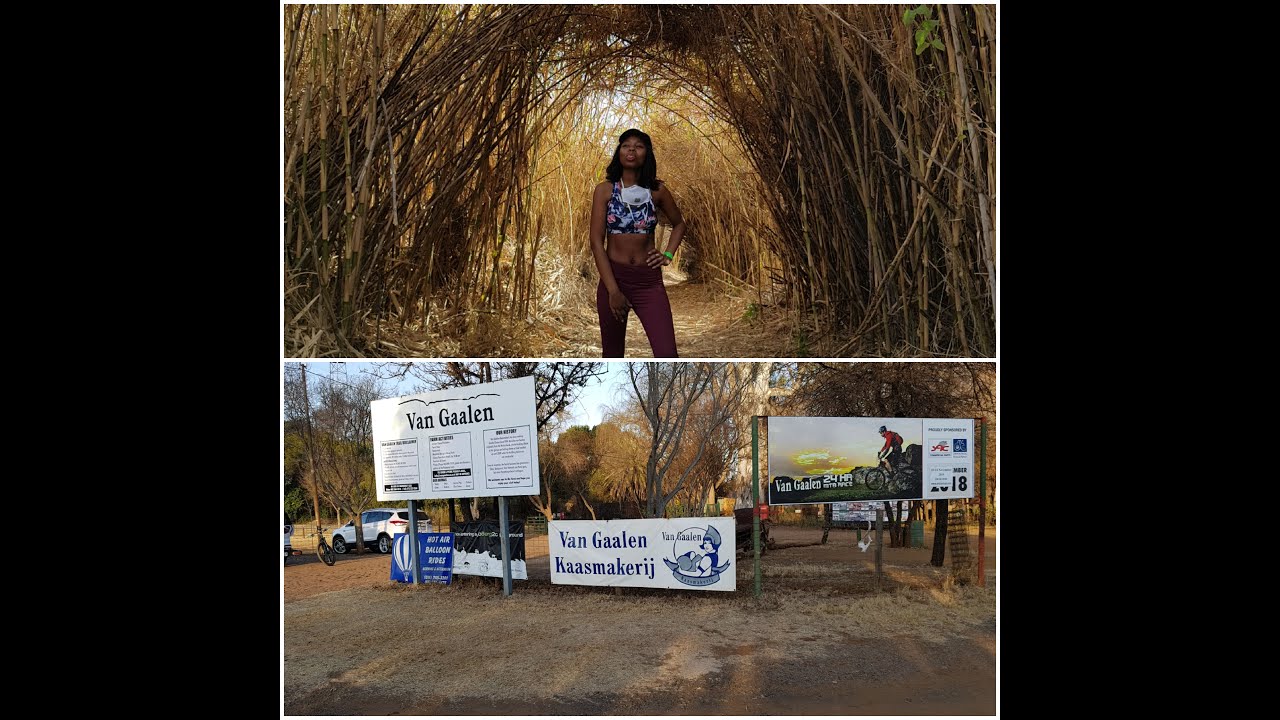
[646,249,671,269]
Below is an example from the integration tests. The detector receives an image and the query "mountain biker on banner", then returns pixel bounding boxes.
[877,425,905,474]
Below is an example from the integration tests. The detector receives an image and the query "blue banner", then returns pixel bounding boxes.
[392,532,454,584]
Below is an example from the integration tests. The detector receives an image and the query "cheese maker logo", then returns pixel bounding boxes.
[663,525,730,587]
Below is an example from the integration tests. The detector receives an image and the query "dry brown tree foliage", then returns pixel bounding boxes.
[284,5,995,357]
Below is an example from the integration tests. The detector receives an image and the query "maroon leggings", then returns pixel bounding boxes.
[597,260,678,358]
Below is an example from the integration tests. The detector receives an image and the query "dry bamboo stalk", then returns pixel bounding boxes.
[293,82,313,265]
[946,4,995,310]
[336,7,358,333]
[317,15,330,291]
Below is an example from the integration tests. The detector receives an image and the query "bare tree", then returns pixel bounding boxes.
[722,362,786,508]
[669,404,737,514]
[306,364,389,554]
[530,436,562,521]
[627,363,761,518]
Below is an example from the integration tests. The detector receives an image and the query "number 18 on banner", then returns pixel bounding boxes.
[923,419,974,500]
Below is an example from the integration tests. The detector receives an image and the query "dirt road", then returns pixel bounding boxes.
[529,269,800,358]
[283,525,997,715]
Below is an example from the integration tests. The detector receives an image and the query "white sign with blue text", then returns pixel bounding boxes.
[371,375,540,501]
[549,518,737,592]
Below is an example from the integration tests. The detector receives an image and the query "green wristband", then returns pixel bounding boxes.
[662,251,674,260]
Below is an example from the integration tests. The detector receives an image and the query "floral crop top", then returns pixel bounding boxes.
[606,181,657,235]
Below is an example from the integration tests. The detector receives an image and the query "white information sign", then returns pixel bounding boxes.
[371,375,541,501]
[549,518,737,592]
[379,438,423,494]
[484,425,535,491]
[429,432,474,493]
[922,418,975,500]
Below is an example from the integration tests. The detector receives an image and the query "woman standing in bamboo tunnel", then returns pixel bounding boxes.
[590,128,686,358]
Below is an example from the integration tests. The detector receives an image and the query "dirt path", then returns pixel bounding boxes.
[534,269,799,358]
[360,269,811,358]
[283,526,997,715]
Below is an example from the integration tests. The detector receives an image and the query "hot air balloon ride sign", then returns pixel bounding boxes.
[391,532,455,584]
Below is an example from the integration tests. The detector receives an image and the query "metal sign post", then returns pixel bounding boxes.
[408,499,423,585]
[978,417,987,587]
[752,415,762,599]
[874,508,884,590]
[499,496,513,597]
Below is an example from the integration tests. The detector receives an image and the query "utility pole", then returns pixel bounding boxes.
[978,417,987,587]
[300,364,323,537]
[752,416,761,599]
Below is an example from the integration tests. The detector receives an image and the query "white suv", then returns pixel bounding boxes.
[284,517,295,565]
[331,508,432,554]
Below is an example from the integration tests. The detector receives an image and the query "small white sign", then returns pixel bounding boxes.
[378,438,422,494]
[429,432,474,493]
[371,375,541,501]
[484,425,535,490]
[922,418,975,500]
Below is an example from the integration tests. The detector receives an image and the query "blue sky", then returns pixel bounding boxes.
[567,364,631,429]
[286,361,633,434]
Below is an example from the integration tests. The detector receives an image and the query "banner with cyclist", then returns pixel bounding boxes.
[768,417,972,504]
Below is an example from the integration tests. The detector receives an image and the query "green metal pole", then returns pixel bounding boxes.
[408,499,422,585]
[978,418,987,587]
[752,415,761,599]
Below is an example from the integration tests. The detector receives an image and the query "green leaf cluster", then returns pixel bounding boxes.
[903,5,946,55]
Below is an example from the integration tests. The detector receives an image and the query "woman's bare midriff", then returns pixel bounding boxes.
[606,233,656,265]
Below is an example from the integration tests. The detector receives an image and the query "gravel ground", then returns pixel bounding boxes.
[283,524,997,715]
